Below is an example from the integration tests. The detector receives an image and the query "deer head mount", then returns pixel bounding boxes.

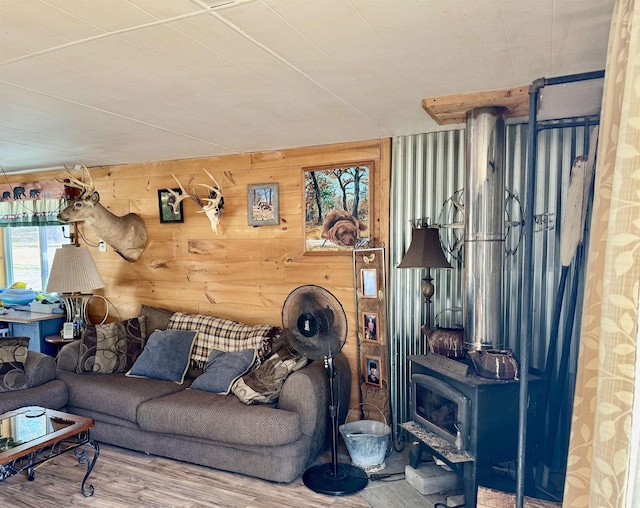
[167,169,224,234]
[57,164,148,262]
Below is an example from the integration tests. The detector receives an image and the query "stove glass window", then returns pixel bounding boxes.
[415,383,458,438]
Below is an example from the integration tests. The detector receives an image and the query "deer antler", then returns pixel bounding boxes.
[167,173,197,213]
[59,163,95,198]
[167,169,224,234]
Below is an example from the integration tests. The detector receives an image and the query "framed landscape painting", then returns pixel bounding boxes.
[302,161,372,254]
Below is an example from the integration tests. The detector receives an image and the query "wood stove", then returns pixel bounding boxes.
[403,354,543,507]
[399,106,546,507]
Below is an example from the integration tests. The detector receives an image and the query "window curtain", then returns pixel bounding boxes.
[0,199,64,227]
[564,1,640,506]
[0,180,65,227]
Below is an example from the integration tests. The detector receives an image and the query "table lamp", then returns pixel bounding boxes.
[46,244,105,338]
[398,225,451,330]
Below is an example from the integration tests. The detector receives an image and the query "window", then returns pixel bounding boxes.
[3,226,68,291]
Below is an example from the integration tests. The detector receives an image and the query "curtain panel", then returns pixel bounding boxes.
[564,0,640,506]
[0,180,65,227]
[0,199,65,227]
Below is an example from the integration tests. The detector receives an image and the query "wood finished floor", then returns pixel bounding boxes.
[0,443,375,508]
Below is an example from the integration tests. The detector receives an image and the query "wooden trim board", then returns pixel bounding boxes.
[422,86,530,125]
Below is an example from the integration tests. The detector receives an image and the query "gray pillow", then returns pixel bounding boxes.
[190,348,257,395]
[0,337,30,392]
[139,304,174,336]
[126,329,197,384]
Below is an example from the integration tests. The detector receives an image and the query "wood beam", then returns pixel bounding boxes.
[422,86,530,125]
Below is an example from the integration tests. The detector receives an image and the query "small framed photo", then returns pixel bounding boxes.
[363,355,382,387]
[360,268,378,298]
[158,188,183,224]
[247,183,279,226]
[362,312,379,343]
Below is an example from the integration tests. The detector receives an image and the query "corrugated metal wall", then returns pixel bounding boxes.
[389,120,598,453]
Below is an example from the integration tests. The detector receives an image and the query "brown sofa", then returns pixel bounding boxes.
[54,308,350,484]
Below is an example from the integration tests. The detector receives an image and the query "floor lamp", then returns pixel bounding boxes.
[46,244,105,338]
[398,225,451,331]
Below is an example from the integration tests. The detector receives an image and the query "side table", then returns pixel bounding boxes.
[44,335,78,356]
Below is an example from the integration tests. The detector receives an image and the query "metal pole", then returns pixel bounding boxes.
[517,71,604,506]
[517,77,543,508]
[543,70,604,87]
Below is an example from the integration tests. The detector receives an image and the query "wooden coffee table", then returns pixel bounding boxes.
[0,406,99,496]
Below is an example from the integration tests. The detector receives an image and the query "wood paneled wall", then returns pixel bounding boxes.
[10,138,391,409]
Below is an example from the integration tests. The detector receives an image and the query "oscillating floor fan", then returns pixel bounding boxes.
[282,285,368,495]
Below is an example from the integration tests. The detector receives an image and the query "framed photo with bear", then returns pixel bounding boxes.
[302,161,373,254]
[247,183,279,226]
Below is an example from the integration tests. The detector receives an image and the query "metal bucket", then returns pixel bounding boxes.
[339,404,391,473]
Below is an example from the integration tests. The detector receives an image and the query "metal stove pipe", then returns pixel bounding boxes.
[464,107,506,351]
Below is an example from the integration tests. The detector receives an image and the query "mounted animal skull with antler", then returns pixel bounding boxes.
[57,164,148,262]
[167,169,224,234]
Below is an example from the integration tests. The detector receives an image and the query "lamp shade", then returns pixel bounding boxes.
[46,245,105,293]
[398,227,452,269]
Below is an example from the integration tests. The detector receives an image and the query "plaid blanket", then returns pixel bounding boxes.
[168,312,280,370]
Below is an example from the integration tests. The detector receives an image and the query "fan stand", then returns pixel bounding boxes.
[302,357,368,496]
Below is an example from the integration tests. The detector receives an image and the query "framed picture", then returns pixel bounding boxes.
[360,268,378,299]
[362,312,379,343]
[363,355,382,387]
[302,161,372,254]
[247,183,279,226]
[158,188,183,224]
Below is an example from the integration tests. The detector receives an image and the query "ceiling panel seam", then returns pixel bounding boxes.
[207,10,385,130]
[499,5,517,82]
[0,79,238,152]
[0,6,213,68]
[260,2,339,66]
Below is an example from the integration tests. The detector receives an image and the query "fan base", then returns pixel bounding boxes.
[302,462,368,496]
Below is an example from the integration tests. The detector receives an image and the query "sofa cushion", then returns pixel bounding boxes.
[0,380,68,414]
[0,337,30,391]
[190,348,257,395]
[126,329,197,384]
[168,312,279,370]
[57,369,187,424]
[232,348,308,405]
[137,389,302,447]
[25,351,57,388]
[77,316,146,374]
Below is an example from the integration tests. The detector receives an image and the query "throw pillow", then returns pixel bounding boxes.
[190,348,257,395]
[126,329,197,384]
[77,316,146,374]
[232,348,308,405]
[139,304,175,337]
[0,337,30,392]
[168,312,280,371]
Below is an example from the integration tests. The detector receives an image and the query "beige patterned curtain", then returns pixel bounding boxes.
[564,0,640,506]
